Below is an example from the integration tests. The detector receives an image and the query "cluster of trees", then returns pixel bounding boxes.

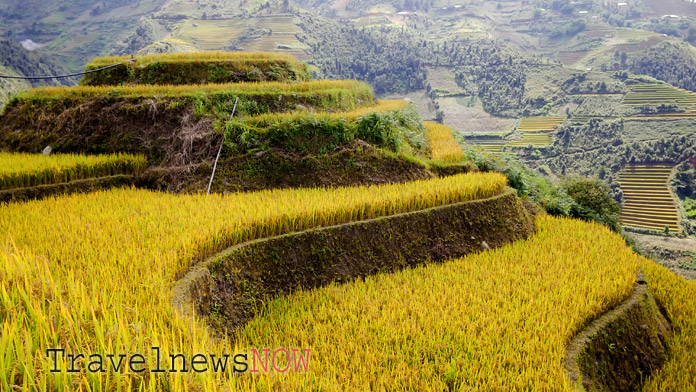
[629,42,696,92]
[111,18,160,56]
[466,148,621,232]
[298,16,435,94]
[451,42,528,116]
[548,20,586,39]
[673,161,696,201]
[299,14,532,108]
[672,161,696,228]
[641,18,696,46]
[561,73,625,95]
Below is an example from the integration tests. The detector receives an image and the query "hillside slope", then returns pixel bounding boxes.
[0,39,73,108]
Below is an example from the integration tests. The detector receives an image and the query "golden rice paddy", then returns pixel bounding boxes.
[424,122,464,162]
[0,153,146,190]
[618,163,680,232]
[0,173,506,391]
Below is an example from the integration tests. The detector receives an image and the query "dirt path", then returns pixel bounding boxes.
[630,232,696,280]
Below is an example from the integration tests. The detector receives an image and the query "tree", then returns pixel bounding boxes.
[562,177,622,232]
[434,110,444,124]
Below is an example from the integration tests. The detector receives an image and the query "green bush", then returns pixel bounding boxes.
[224,106,426,156]
[462,145,621,231]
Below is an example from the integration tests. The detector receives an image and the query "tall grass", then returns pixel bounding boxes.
[243,99,408,125]
[0,153,146,190]
[0,173,507,391]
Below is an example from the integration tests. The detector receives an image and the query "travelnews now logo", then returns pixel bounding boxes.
[46,347,311,374]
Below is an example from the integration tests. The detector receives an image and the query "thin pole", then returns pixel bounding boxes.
[207,97,238,195]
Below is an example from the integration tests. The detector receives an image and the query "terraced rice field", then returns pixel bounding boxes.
[517,116,565,133]
[240,16,308,59]
[466,139,508,153]
[627,109,696,120]
[232,216,639,390]
[557,51,588,66]
[0,173,507,391]
[571,116,616,122]
[508,132,553,147]
[174,20,247,50]
[618,163,681,232]
[623,83,696,107]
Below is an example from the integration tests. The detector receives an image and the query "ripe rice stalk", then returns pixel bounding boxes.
[0,153,146,190]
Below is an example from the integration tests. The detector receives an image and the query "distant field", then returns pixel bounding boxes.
[623,83,696,107]
[645,0,696,17]
[508,132,553,147]
[573,95,624,117]
[627,109,696,120]
[174,19,247,50]
[425,67,464,94]
[557,51,588,66]
[618,163,681,232]
[466,116,564,149]
[466,138,508,153]
[437,97,517,135]
[517,116,565,133]
[613,36,666,53]
[580,24,614,39]
[168,15,309,59]
[238,16,308,59]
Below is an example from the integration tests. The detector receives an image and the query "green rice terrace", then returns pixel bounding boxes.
[468,116,566,151]
[508,116,566,147]
[0,51,695,392]
[469,138,508,153]
[623,83,696,107]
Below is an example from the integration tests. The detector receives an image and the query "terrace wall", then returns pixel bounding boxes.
[172,188,535,335]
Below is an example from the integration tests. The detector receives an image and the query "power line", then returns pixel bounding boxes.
[0,59,135,80]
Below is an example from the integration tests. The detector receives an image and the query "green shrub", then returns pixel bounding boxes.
[225,105,425,156]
